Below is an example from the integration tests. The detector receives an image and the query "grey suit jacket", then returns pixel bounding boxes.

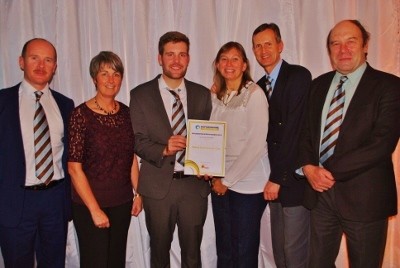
[129,75,212,199]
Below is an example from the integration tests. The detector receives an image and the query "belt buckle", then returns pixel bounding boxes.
[173,171,190,179]
[34,183,46,190]
[23,179,63,190]
[173,171,184,179]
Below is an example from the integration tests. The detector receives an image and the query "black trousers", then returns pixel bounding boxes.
[72,201,132,268]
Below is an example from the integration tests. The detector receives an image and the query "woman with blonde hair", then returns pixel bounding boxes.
[210,42,270,268]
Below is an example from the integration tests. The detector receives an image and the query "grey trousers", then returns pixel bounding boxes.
[270,202,310,268]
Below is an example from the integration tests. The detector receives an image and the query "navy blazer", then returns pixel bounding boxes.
[298,64,400,221]
[257,60,312,207]
[130,75,212,199]
[0,83,74,227]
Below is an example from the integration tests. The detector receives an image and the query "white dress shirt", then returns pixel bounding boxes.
[158,76,188,171]
[19,79,64,185]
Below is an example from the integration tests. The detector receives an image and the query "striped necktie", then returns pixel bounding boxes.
[320,76,348,164]
[34,91,54,184]
[266,76,273,100]
[169,90,187,165]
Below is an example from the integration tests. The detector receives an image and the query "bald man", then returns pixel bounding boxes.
[297,20,400,267]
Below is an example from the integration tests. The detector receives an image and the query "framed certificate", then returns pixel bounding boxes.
[184,119,226,176]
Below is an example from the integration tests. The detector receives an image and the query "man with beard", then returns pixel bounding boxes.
[129,31,212,268]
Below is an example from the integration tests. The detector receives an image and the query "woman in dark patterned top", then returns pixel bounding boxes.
[68,51,142,268]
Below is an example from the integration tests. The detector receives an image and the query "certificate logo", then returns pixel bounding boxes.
[199,125,219,131]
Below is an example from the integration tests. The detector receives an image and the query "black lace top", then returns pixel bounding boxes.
[68,102,135,207]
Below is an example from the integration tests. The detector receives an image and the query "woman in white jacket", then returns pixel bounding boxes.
[210,41,270,268]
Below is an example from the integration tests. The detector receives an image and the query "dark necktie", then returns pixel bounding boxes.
[320,76,348,164]
[265,76,273,100]
[34,91,54,184]
[169,90,187,165]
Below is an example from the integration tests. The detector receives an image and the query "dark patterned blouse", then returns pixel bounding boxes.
[68,102,135,207]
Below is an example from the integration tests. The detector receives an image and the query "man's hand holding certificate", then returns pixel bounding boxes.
[184,119,226,176]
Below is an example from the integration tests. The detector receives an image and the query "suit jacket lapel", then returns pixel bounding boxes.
[312,72,335,153]
[260,60,288,102]
[273,60,289,97]
[51,90,69,135]
[185,79,196,119]
[257,76,267,96]
[150,76,175,133]
[8,85,26,178]
[339,65,376,137]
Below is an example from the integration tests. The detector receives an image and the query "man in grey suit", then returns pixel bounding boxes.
[129,31,212,268]
[298,20,400,267]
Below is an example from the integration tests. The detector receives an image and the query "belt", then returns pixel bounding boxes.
[23,179,65,190]
[172,171,191,179]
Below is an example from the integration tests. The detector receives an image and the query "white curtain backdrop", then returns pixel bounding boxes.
[1,0,399,267]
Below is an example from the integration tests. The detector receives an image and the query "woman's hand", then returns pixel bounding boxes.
[90,208,110,228]
[131,195,143,217]
[211,178,228,195]
[131,156,142,217]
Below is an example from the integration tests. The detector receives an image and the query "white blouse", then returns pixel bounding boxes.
[210,82,270,194]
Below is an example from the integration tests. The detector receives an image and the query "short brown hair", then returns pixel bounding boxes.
[158,31,190,55]
[89,51,124,79]
[252,23,282,46]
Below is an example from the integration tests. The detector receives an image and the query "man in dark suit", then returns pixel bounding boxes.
[252,23,311,267]
[129,31,212,268]
[0,38,74,267]
[298,20,400,267]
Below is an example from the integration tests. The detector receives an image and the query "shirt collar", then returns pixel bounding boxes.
[159,76,186,96]
[334,62,367,86]
[265,59,283,82]
[21,79,51,97]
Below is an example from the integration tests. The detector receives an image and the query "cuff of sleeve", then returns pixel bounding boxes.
[295,167,304,176]
[221,178,232,188]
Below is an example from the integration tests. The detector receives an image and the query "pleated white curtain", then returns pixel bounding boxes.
[1,0,399,267]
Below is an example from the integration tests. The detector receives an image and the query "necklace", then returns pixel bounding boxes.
[94,97,117,115]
